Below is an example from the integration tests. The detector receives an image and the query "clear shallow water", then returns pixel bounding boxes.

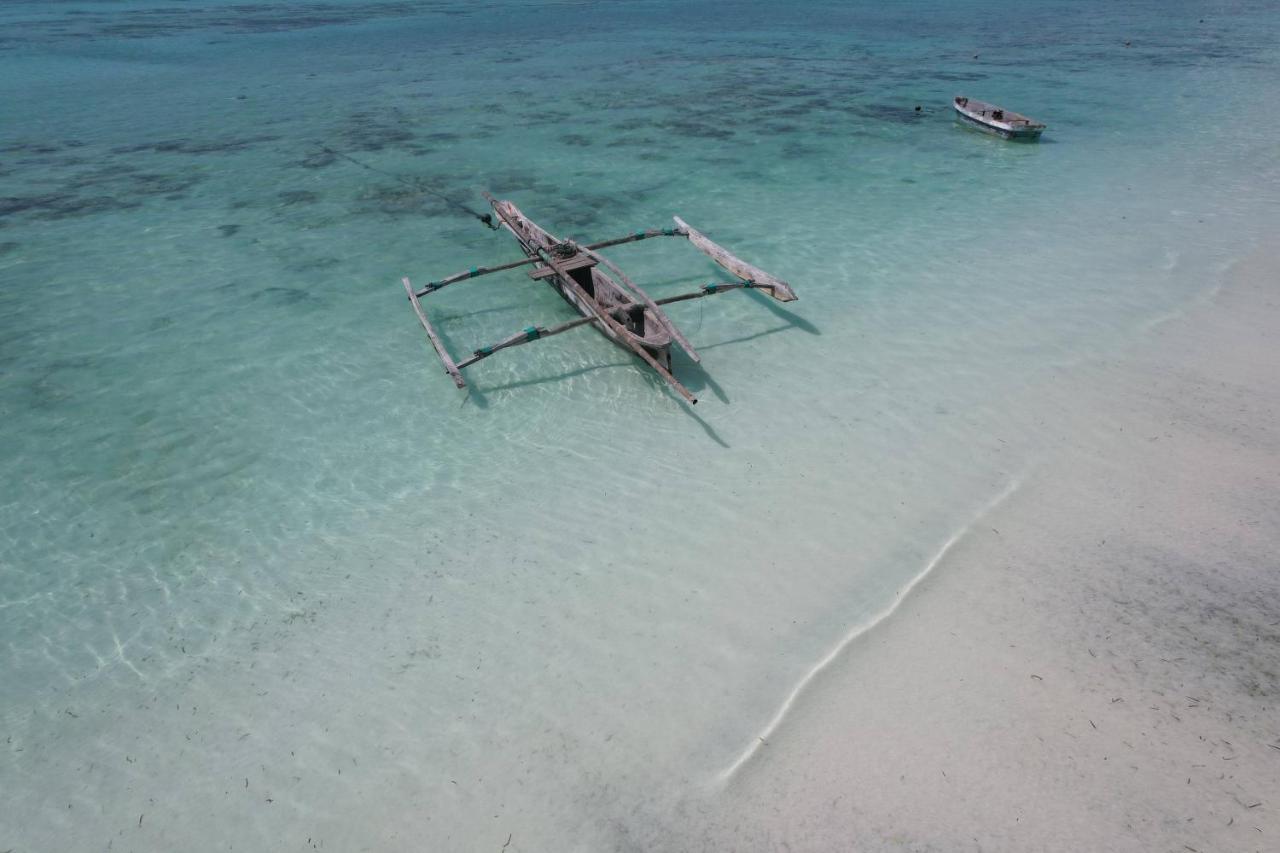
[2,1,1279,848]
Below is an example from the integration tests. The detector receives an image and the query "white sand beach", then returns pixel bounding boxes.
[658,242,1280,851]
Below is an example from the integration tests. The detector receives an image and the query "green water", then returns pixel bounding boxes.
[2,1,1279,848]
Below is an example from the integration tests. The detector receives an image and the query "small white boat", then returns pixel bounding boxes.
[953,96,1045,140]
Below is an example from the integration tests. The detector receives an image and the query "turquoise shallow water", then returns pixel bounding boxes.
[3,1,1280,849]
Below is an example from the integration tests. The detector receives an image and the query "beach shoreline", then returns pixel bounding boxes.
[651,239,1280,850]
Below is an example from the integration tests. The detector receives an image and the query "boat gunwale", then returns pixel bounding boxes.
[953,96,1045,133]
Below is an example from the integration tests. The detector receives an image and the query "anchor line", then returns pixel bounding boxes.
[318,145,496,228]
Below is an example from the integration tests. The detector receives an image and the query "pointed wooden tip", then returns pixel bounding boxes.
[673,216,797,302]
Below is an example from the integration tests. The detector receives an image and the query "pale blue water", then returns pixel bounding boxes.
[2,1,1279,849]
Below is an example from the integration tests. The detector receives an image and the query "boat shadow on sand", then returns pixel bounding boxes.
[452,291,819,448]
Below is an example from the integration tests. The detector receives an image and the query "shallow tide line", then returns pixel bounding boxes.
[715,474,1024,784]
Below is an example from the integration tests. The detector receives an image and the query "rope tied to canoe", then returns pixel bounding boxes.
[317,145,498,229]
[702,279,762,294]
[550,240,578,259]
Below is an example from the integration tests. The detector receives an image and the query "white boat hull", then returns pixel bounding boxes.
[953,97,1045,141]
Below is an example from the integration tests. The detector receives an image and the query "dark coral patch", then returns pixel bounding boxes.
[655,119,734,140]
[354,184,455,218]
[253,286,312,305]
[111,134,278,155]
[279,190,321,206]
[0,160,206,222]
[341,112,416,151]
[0,193,142,220]
[300,151,337,169]
[293,257,342,272]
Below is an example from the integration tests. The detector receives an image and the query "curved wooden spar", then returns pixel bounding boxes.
[578,245,701,363]
[402,276,465,388]
[674,216,797,302]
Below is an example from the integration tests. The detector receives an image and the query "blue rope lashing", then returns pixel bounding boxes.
[523,326,540,341]
[469,267,481,277]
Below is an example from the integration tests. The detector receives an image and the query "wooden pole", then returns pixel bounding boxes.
[416,255,546,297]
[581,227,686,251]
[402,277,466,388]
[414,228,686,299]
[448,281,776,375]
[455,314,600,369]
[653,281,768,306]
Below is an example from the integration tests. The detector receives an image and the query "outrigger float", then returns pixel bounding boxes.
[401,194,797,405]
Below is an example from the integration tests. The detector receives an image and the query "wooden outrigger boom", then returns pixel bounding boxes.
[411,227,686,299]
[401,196,798,405]
[402,276,464,388]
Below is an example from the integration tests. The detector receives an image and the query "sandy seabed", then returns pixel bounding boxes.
[657,241,1280,852]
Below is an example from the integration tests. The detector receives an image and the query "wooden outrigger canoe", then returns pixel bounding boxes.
[401,195,797,405]
[953,96,1045,140]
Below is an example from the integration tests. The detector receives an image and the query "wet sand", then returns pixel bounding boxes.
[657,241,1280,851]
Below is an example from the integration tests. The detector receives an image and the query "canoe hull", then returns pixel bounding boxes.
[491,200,674,370]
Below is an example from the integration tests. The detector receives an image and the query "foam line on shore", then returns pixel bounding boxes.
[715,475,1024,785]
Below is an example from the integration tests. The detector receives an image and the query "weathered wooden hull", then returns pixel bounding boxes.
[491,200,674,370]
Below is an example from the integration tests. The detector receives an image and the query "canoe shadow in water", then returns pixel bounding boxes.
[460,361,731,448]
[447,291,819,448]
